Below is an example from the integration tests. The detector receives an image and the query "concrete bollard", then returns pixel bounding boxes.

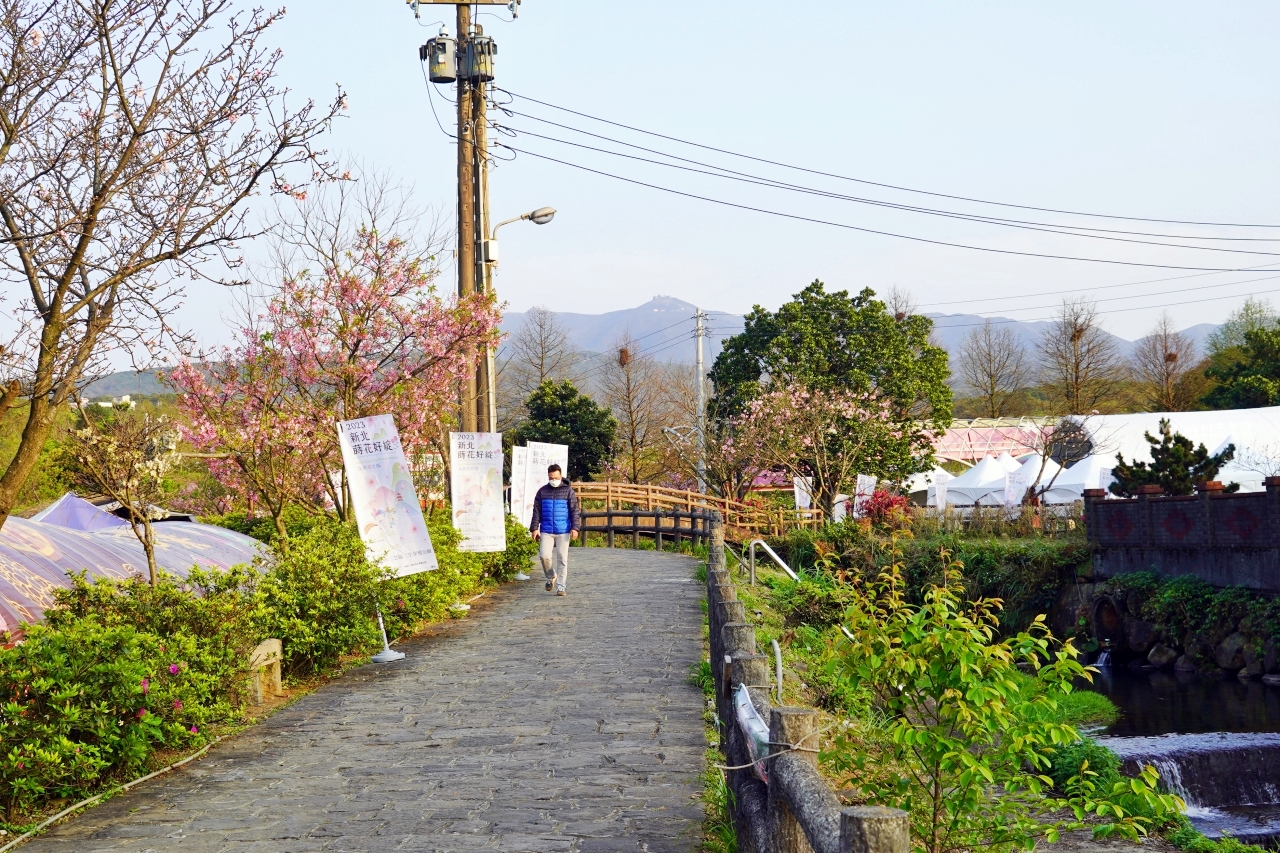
[840,807,909,853]
[722,622,756,662]
[711,600,746,685]
[769,707,821,853]
[710,511,725,572]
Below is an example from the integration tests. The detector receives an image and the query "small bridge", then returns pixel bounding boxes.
[574,481,823,544]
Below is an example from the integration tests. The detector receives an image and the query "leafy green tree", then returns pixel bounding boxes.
[1203,327,1280,409]
[1110,418,1238,497]
[825,547,1182,853]
[509,380,617,482]
[710,282,951,426]
[1205,297,1278,365]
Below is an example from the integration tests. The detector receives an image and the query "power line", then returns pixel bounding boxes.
[502,144,1267,274]
[497,87,1280,230]
[494,111,1280,247]
[918,263,1280,309]
[931,283,1280,331]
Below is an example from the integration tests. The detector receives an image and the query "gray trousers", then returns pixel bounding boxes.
[538,532,571,590]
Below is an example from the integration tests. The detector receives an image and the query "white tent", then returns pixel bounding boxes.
[1042,454,1114,503]
[1208,436,1279,493]
[944,455,1009,505]
[1073,408,1280,471]
[995,451,1022,474]
[1017,455,1063,497]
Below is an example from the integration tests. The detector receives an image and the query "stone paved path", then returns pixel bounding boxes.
[23,549,707,853]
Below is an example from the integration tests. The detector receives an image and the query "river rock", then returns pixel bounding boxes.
[1265,639,1280,674]
[1148,643,1179,670]
[1216,632,1248,671]
[1175,654,1198,673]
[1263,674,1280,687]
[1124,617,1158,654]
[1242,641,1266,678]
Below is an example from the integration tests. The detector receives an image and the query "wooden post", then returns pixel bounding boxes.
[655,511,663,552]
[841,807,910,853]
[769,707,820,853]
[632,507,639,549]
[607,506,614,548]
[710,511,725,572]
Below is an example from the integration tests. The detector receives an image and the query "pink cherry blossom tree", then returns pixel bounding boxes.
[738,382,937,518]
[172,176,500,539]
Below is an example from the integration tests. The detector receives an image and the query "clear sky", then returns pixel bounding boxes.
[173,1,1280,347]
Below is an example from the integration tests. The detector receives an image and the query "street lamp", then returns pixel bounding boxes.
[483,207,556,265]
[481,207,556,433]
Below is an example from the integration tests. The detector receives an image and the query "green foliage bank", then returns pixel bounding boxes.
[0,510,535,827]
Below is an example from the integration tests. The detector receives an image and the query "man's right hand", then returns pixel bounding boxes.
[532,530,540,541]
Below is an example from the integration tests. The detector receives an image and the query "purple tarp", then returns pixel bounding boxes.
[32,492,131,531]
[0,509,264,635]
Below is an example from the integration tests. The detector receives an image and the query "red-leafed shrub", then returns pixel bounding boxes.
[861,490,910,528]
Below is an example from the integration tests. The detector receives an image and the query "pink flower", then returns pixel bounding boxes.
[173,700,183,710]
[169,664,180,675]
[190,725,199,734]
[140,678,149,693]
[137,708,148,718]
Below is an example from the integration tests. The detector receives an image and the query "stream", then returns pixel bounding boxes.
[1086,665,1280,846]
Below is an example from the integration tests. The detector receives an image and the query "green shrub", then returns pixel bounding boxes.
[767,573,856,627]
[202,504,325,544]
[0,620,215,821]
[1047,739,1122,792]
[824,543,1181,853]
[256,518,384,677]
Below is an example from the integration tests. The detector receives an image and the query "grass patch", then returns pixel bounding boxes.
[1010,671,1119,728]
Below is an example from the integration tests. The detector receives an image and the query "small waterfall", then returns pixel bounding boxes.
[1095,649,1112,667]
[1102,733,1280,844]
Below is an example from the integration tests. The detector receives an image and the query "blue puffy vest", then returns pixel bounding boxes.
[540,495,572,534]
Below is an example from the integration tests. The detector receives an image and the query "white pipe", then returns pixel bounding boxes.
[771,638,783,704]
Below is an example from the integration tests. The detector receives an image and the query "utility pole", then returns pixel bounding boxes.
[455,3,478,432]
[418,0,515,433]
[694,308,708,493]
[473,41,495,433]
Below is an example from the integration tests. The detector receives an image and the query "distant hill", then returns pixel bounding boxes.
[500,296,742,366]
[81,368,168,398]
[81,301,1222,395]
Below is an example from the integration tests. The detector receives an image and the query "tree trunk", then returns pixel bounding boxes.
[142,517,158,588]
[0,398,58,529]
[273,508,290,552]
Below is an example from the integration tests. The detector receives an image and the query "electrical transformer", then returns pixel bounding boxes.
[421,30,456,84]
[461,34,496,82]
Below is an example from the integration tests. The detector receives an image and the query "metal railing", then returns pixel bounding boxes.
[747,538,798,584]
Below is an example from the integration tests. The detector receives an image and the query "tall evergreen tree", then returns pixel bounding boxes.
[1110,419,1237,497]
[509,381,618,482]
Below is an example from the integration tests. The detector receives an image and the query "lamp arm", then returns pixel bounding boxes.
[490,215,526,240]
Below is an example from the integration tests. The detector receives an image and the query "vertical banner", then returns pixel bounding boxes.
[932,470,952,508]
[521,441,570,528]
[449,432,506,553]
[509,445,528,520]
[852,474,878,517]
[337,415,438,576]
[1004,471,1031,508]
[793,476,813,512]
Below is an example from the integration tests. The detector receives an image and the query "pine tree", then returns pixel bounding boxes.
[1110,419,1238,496]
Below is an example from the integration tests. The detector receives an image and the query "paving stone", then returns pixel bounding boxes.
[21,549,705,852]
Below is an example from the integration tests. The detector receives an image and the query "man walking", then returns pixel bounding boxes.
[530,464,581,596]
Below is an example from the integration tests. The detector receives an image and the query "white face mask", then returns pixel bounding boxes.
[549,476,562,487]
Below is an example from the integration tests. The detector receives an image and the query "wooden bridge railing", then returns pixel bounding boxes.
[574,481,823,540]
[580,507,711,551]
